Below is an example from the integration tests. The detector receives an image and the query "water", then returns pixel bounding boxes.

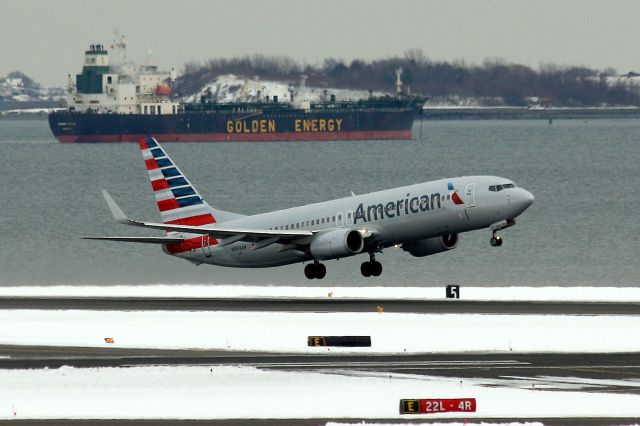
[0,117,638,287]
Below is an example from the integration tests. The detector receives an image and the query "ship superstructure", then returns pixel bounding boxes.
[67,36,178,116]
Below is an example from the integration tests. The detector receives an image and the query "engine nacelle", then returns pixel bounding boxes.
[309,228,364,260]
[402,233,458,257]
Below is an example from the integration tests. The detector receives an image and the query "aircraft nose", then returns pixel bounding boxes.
[521,188,535,207]
[512,188,534,213]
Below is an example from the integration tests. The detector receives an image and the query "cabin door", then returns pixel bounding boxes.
[465,183,476,208]
[202,235,212,257]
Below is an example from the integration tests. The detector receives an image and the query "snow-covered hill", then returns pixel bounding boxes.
[183,74,385,103]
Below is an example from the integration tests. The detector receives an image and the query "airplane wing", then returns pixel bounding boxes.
[99,190,314,244]
[82,236,185,244]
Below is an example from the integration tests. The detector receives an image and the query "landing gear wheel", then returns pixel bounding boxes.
[360,262,372,277]
[371,261,382,277]
[361,261,382,277]
[304,264,316,279]
[305,262,326,279]
[490,235,503,247]
[315,263,326,279]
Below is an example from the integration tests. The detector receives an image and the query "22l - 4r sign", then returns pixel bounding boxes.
[400,398,476,414]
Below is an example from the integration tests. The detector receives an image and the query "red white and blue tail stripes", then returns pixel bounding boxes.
[139,137,216,227]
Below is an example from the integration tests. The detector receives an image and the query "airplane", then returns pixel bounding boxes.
[85,136,534,279]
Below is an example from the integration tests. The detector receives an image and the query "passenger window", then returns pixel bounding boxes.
[285,225,289,230]
[447,195,451,200]
[332,216,335,222]
[306,221,310,226]
[311,220,315,225]
[296,223,299,228]
[321,218,325,223]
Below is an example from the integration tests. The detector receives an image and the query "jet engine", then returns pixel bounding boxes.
[309,228,364,260]
[402,233,458,257]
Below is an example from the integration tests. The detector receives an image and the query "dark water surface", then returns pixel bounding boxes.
[0,118,638,286]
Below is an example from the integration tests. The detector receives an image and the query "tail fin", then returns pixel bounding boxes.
[138,137,241,225]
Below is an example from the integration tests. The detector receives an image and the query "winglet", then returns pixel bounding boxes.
[102,190,132,225]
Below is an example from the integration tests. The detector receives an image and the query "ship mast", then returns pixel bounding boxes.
[395,67,403,97]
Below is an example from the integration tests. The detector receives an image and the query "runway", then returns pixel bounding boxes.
[1,296,640,315]
[1,344,639,393]
[2,419,640,426]
[2,297,640,425]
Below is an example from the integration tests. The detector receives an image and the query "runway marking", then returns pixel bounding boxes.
[559,367,640,378]
[214,360,530,369]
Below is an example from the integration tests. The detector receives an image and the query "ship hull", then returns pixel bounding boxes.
[48,108,419,142]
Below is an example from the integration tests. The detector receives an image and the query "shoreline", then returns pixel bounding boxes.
[421,106,640,120]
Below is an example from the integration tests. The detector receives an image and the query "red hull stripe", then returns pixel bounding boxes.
[165,236,218,255]
[145,158,159,170]
[165,213,216,226]
[151,179,170,191]
[157,198,180,212]
[56,130,412,143]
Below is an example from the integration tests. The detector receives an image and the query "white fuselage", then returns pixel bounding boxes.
[169,175,534,267]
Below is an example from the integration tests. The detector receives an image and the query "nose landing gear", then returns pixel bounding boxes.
[489,219,515,247]
[361,253,382,277]
[304,261,326,279]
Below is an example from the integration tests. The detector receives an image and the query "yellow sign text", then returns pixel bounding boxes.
[227,119,276,133]
[294,118,343,132]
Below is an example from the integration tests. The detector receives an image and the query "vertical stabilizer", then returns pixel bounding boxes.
[138,137,240,225]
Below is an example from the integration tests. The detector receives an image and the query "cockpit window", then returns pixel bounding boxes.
[489,183,516,192]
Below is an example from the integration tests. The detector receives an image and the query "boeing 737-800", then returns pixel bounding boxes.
[86,137,534,279]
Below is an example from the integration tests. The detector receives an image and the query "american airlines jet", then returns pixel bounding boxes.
[87,137,534,279]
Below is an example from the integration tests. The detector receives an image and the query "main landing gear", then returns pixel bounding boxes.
[361,253,382,277]
[304,261,326,280]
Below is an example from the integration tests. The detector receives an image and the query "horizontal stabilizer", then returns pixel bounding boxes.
[82,236,184,244]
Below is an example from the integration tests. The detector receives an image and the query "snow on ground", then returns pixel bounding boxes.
[2,365,640,420]
[2,286,640,420]
[183,74,384,103]
[328,424,543,426]
[1,309,639,353]
[1,285,639,302]
[0,107,63,115]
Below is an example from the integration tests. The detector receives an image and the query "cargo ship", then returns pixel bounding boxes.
[49,38,426,143]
